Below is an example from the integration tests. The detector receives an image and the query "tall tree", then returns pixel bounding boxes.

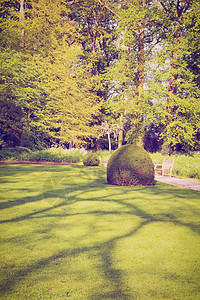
[146,0,200,151]
[105,0,156,146]
[106,46,137,148]
[0,0,101,148]
[0,0,50,147]
[19,0,25,48]
[0,0,20,50]
[69,0,118,72]
[45,44,101,147]
[0,49,49,147]
[1,0,199,151]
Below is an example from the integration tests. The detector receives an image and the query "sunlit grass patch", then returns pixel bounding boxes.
[0,165,200,299]
[113,222,200,299]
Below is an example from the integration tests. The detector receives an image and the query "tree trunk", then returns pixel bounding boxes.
[108,132,111,152]
[118,113,124,148]
[135,20,145,146]
[134,0,147,146]
[166,10,182,150]
[159,1,192,151]
[136,23,144,100]
[118,83,125,148]
[69,138,74,149]
[19,0,25,49]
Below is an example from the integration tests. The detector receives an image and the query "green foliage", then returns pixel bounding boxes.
[95,150,112,162]
[0,0,199,152]
[161,142,173,156]
[107,144,154,186]
[0,147,31,160]
[70,0,119,75]
[0,147,87,163]
[28,150,60,162]
[83,153,100,166]
[145,1,200,152]
[0,0,102,149]
[0,0,20,50]
[45,44,102,147]
[0,49,49,148]
[29,148,87,163]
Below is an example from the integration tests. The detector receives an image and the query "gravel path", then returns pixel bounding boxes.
[155,174,200,191]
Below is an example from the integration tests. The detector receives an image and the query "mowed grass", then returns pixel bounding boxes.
[0,165,200,299]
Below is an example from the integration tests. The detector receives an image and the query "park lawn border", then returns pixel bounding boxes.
[0,161,105,166]
[0,160,77,165]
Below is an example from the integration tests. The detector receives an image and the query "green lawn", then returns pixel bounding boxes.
[0,165,200,299]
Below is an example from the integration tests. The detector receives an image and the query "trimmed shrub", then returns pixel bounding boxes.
[107,144,154,186]
[83,153,100,166]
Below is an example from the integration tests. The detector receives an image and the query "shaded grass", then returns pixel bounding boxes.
[0,165,200,299]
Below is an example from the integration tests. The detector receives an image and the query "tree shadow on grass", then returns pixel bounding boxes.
[0,165,96,210]
[0,164,59,178]
[0,167,200,299]
[0,215,151,299]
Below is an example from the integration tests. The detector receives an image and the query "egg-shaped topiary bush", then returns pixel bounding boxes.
[107,144,154,186]
[83,153,100,166]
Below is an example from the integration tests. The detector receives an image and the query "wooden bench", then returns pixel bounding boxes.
[154,159,174,177]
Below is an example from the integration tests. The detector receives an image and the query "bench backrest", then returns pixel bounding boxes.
[163,159,174,169]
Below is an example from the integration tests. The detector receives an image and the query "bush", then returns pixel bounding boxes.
[28,147,87,163]
[28,151,57,162]
[83,153,100,166]
[0,147,87,163]
[0,147,32,160]
[107,144,154,186]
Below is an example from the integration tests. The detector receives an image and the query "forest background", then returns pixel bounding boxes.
[0,0,200,153]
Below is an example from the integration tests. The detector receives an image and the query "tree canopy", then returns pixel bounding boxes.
[0,0,199,151]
